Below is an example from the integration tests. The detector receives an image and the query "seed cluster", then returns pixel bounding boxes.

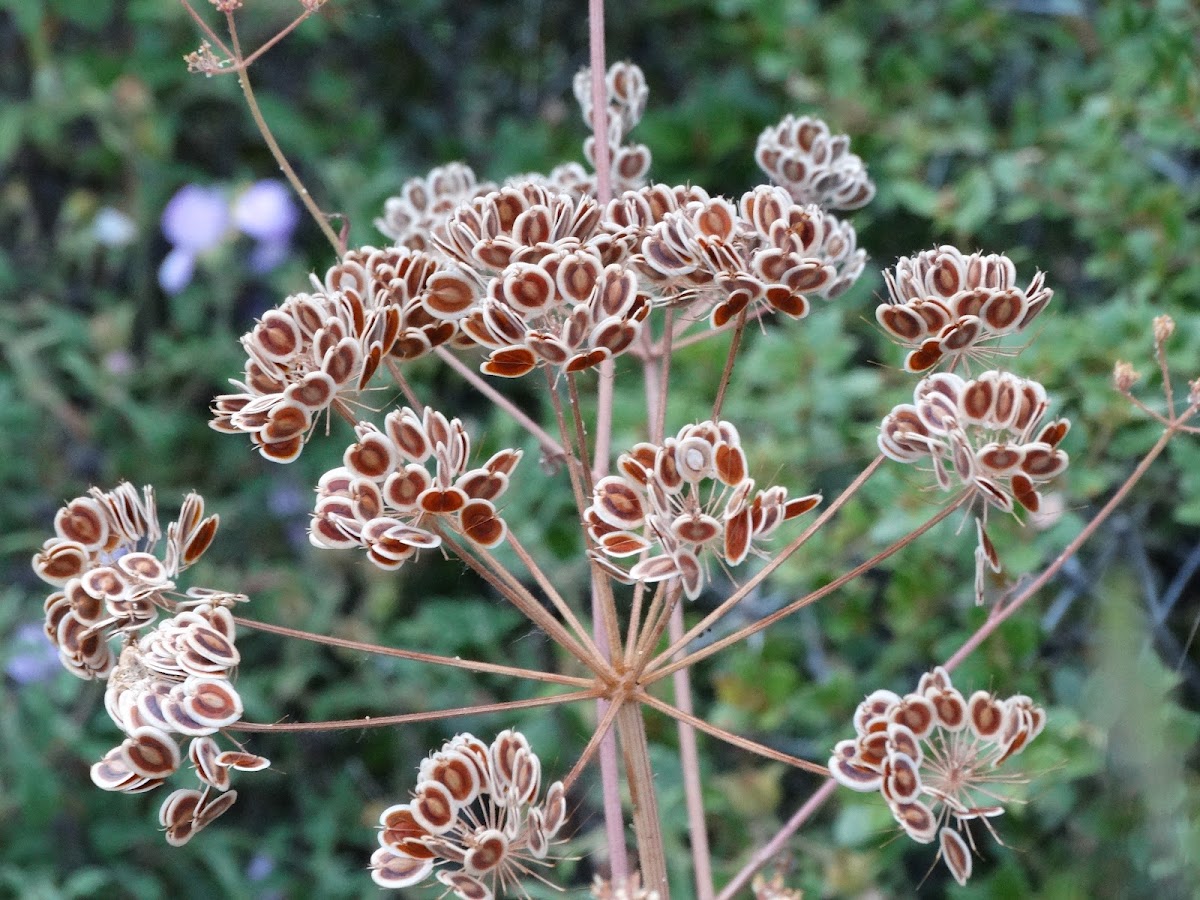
[587,420,820,599]
[371,730,567,899]
[830,667,1045,886]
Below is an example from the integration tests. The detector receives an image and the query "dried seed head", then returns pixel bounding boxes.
[588,420,820,599]
[830,667,1044,885]
[877,246,1051,372]
[1112,360,1141,393]
[1153,314,1175,345]
[371,731,566,896]
[755,114,874,210]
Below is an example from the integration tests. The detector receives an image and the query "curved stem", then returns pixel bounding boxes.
[233,615,594,688]
[231,689,598,733]
[563,691,624,790]
[227,14,342,254]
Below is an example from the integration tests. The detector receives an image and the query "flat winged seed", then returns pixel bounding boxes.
[436,871,490,900]
[893,800,938,844]
[189,736,227,789]
[967,691,1008,740]
[929,688,968,731]
[371,847,435,889]
[182,678,243,728]
[482,347,538,378]
[464,828,509,875]
[91,748,141,791]
[425,271,477,319]
[829,740,882,792]
[159,787,203,829]
[459,500,507,548]
[1021,445,1068,479]
[905,340,944,373]
[940,827,973,886]
[672,513,721,545]
[215,750,271,772]
[628,554,681,584]
[183,626,239,668]
[379,804,437,858]
[882,752,922,804]
[193,788,238,831]
[591,477,646,529]
[600,531,652,557]
[345,431,399,480]
[877,304,927,342]
[411,781,458,834]
[55,498,109,550]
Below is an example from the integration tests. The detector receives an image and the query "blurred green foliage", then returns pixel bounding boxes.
[2,0,1199,897]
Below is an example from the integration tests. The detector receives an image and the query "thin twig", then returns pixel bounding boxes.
[944,427,1176,671]
[563,691,625,790]
[232,690,598,733]
[227,14,342,253]
[669,603,714,900]
[648,455,886,670]
[645,493,969,684]
[638,692,829,776]
[233,616,594,688]
[383,358,425,410]
[711,309,747,421]
[716,780,839,899]
[434,347,565,460]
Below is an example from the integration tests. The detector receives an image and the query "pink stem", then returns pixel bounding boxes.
[715,780,838,899]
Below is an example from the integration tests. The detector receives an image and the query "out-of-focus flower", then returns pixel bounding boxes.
[5,622,61,685]
[370,730,567,896]
[159,180,298,293]
[92,207,137,248]
[830,666,1045,886]
[233,180,300,273]
[876,247,1052,373]
[587,420,820,599]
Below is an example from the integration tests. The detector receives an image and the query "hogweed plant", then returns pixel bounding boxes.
[30,2,1200,896]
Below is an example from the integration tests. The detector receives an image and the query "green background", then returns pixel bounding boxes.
[2,1,1198,897]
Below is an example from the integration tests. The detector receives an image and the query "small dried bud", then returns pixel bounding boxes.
[1153,314,1175,345]
[209,0,243,10]
[753,872,804,900]
[300,0,327,9]
[184,42,224,76]
[1188,378,1200,408]
[1113,361,1140,393]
